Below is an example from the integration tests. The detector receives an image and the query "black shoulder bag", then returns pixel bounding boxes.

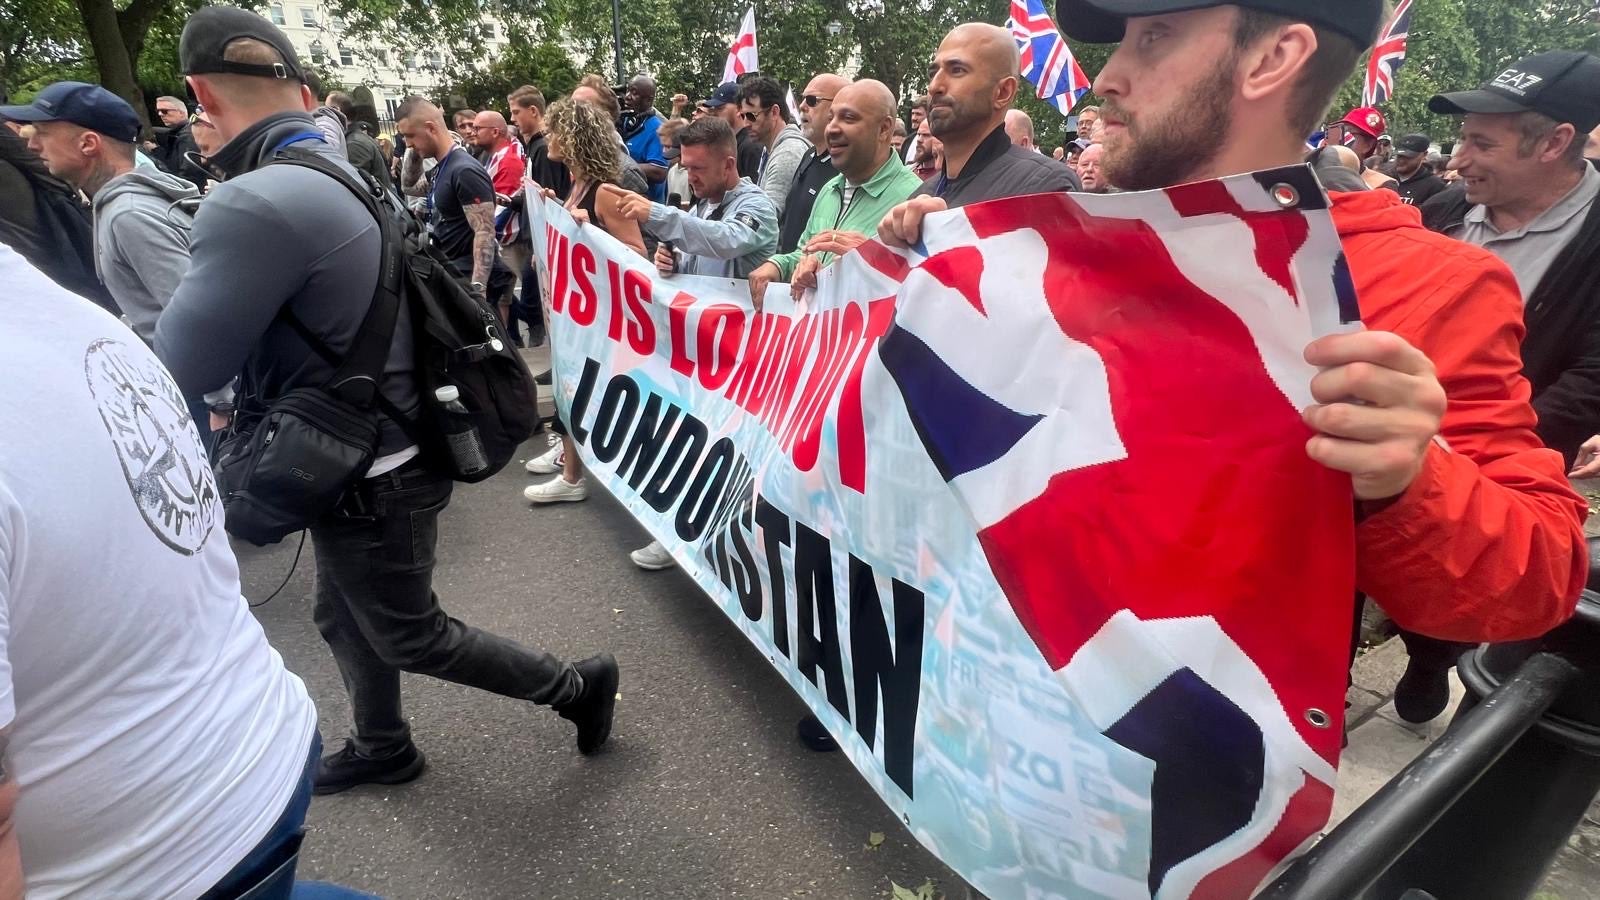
[213,148,405,546]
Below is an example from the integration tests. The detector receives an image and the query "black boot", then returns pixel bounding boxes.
[1393,659,1451,724]
[313,740,427,795]
[557,654,619,754]
[797,714,838,752]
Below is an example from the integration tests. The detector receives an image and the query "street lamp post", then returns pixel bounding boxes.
[610,0,625,84]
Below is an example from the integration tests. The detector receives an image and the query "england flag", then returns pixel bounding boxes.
[872,167,1362,899]
[1008,0,1092,114]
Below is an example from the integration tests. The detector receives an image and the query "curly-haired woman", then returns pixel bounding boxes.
[523,96,647,504]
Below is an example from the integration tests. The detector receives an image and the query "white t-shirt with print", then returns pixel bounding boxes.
[0,245,317,899]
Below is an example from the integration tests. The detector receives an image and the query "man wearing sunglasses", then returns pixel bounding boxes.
[777,73,848,253]
[151,94,209,190]
[737,76,810,218]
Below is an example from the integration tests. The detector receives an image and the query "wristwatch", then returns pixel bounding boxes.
[470,281,486,296]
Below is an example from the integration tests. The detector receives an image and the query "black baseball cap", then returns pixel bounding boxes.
[180,5,305,82]
[1054,0,1385,49]
[1429,51,1600,133]
[0,81,141,143]
[1394,133,1430,158]
[703,82,741,109]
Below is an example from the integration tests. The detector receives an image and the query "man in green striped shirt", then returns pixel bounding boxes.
[748,79,923,307]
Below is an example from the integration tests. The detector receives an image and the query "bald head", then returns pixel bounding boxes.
[472,110,508,148]
[625,75,656,114]
[800,73,849,147]
[394,96,450,160]
[927,22,1021,147]
[1325,144,1362,173]
[1079,143,1108,192]
[825,79,899,182]
[1004,108,1033,150]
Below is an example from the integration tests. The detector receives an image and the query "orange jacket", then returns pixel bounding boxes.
[1334,189,1589,642]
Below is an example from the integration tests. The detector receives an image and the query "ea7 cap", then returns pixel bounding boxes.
[1429,51,1600,133]
[1054,0,1385,48]
[0,81,141,143]
[1394,133,1430,157]
[703,82,741,109]
[1337,106,1387,139]
[180,5,305,82]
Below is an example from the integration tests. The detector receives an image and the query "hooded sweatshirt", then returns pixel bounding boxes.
[1330,187,1587,643]
[93,169,199,342]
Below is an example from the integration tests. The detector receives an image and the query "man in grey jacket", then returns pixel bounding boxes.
[155,5,619,795]
[605,117,778,280]
[1,82,198,342]
[738,77,812,218]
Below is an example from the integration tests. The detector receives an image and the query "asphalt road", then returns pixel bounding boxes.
[239,441,967,900]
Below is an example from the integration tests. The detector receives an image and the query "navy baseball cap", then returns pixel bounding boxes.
[703,82,741,109]
[180,5,305,82]
[0,81,141,143]
[1054,0,1385,49]
[1429,51,1600,133]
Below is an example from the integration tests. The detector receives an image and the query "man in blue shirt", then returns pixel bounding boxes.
[621,74,670,202]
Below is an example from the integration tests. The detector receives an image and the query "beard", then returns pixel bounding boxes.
[927,94,988,139]
[1100,63,1235,192]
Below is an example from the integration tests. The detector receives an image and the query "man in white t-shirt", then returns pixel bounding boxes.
[0,242,319,899]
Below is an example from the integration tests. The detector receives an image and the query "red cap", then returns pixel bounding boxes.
[1338,107,1387,139]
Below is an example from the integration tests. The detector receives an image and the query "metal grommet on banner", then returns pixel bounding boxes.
[1271,183,1301,209]
[1305,708,1331,729]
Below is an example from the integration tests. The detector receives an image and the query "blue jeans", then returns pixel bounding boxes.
[202,732,320,899]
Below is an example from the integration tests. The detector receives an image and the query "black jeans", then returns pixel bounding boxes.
[311,463,581,758]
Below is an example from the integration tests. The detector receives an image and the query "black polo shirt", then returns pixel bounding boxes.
[913,123,1080,206]
[778,149,836,253]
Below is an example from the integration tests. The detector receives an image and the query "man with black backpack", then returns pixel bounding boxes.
[154,6,619,795]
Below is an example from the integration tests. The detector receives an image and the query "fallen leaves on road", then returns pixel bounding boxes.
[888,878,941,900]
[865,831,885,851]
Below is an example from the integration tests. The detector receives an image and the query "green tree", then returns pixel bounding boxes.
[441,34,581,109]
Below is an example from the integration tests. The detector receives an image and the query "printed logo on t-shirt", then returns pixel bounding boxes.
[84,339,218,554]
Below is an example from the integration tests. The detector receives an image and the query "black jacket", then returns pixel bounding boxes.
[912,123,1080,205]
[1395,169,1448,207]
[152,123,208,190]
[345,121,393,192]
[1422,164,1600,464]
[736,127,764,180]
[778,149,835,253]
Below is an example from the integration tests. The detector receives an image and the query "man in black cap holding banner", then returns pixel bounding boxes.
[888,0,1589,887]
[154,4,619,796]
[1425,51,1600,469]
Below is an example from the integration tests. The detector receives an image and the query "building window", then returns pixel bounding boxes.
[308,40,326,65]
[330,15,346,30]
[269,3,285,25]
[375,48,389,66]
[480,22,495,39]
[299,7,316,27]
[426,51,442,69]
[402,54,415,71]
[385,98,400,121]
[337,46,353,66]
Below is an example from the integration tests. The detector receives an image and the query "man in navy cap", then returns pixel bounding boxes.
[1,82,199,344]
[704,81,764,179]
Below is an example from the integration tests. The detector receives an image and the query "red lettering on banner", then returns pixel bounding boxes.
[787,304,866,471]
[570,242,598,325]
[742,316,794,416]
[667,292,696,376]
[762,315,819,435]
[622,269,655,354]
[606,259,624,343]
[696,305,746,392]
[724,313,777,406]
[780,308,843,452]
[549,232,570,315]
[835,298,896,492]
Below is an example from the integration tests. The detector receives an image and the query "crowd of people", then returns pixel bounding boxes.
[0,0,1598,895]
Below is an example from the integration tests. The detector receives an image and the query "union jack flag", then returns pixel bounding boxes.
[1363,0,1414,106]
[1007,0,1091,115]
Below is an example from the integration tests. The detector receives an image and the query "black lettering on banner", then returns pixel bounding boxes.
[638,412,709,513]
[729,504,762,622]
[590,374,641,463]
[793,523,851,719]
[675,437,736,541]
[568,357,602,444]
[848,555,925,798]
[755,497,792,658]
[617,394,682,491]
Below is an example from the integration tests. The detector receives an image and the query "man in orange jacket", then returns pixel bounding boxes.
[881,0,1587,650]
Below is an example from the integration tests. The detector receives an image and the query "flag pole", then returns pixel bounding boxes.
[610,0,625,84]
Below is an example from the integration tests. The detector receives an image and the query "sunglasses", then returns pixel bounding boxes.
[800,94,833,108]
[739,110,760,123]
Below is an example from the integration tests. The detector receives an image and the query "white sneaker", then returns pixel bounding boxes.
[524,476,587,504]
[629,540,676,571]
[524,442,564,474]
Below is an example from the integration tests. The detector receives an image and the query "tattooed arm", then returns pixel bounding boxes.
[0,726,19,900]
[465,201,497,288]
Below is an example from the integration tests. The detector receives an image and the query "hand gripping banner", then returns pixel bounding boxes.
[530,166,1361,900]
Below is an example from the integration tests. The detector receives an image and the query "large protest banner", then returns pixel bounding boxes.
[529,166,1361,900]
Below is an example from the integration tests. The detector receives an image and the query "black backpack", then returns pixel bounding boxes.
[268,148,542,483]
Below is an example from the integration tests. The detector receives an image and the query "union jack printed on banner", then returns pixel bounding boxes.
[1007,0,1091,115]
[1363,0,1414,106]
